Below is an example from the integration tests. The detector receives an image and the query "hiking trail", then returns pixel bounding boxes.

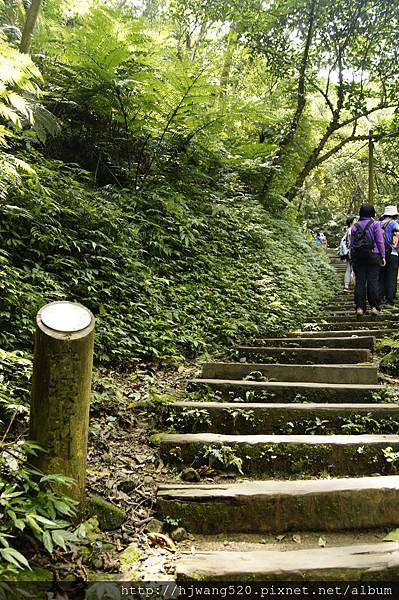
[152,252,399,581]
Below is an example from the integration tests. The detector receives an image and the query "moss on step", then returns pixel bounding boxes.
[86,495,126,530]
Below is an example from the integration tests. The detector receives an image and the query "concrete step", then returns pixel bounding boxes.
[158,475,399,534]
[329,307,399,315]
[152,433,399,477]
[251,336,375,349]
[189,379,380,402]
[164,401,399,434]
[175,542,399,581]
[301,321,397,332]
[201,362,377,384]
[325,313,399,323]
[237,346,371,364]
[290,328,394,339]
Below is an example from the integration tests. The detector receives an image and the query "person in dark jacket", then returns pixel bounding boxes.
[350,203,385,317]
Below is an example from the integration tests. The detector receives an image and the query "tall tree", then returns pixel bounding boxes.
[249,0,399,207]
[260,0,317,206]
[20,0,42,53]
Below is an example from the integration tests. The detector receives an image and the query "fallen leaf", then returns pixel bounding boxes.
[292,534,301,544]
[147,533,176,551]
[318,537,327,547]
[275,535,285,542]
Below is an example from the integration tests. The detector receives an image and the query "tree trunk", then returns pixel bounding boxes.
[260,0,317,206]
[29,301,95,507]
[220,24,238,97]
[19,0,43,54]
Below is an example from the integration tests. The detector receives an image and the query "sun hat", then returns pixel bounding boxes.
[382,205,399,217]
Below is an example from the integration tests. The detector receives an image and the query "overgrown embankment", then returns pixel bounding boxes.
[1,153,337,367]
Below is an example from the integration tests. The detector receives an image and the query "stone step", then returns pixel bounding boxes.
[201,362,377,384]
[237,346,371,364]
[157,475,399,534]
[302,320,398,331]
[164,401,399,434]
[175,542,399,581]
[290,329,394,339]
[152,433,399,477]
[329,306,399,313]
[325,313,399,323]
[251,336,375,349]
[189,379,380,402]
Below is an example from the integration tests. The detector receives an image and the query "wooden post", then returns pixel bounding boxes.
[368,129,374,204]
[29,301,95,506]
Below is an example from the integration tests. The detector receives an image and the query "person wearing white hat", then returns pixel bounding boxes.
[380,205,399,307]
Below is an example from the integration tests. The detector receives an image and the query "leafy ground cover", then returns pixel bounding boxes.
[1,152,337,366]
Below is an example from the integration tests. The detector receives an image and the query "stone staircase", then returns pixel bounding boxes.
[152,252,399,581]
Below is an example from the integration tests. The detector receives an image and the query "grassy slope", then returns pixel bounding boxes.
[0,152,337,366]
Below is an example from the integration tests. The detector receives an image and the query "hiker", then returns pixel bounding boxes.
[338,215,356,293]
[315,231,327,248]
[379,205,399,306]
[350,203,385,317]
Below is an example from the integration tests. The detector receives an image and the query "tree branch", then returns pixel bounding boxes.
[260,0,317,204]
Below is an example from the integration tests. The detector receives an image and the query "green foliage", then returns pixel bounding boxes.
[0,441,79,576]
[0,349,31,424]
[203,444,243,474]
[382,446,399,472]
[0,146,336,365]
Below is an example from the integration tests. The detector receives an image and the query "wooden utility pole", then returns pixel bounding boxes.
[368,129,374,204]
[30,301,95,506]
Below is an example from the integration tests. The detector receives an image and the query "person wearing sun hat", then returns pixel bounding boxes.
[380,204,399,307]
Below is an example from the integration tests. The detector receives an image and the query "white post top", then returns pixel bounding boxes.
[40,301,93,333]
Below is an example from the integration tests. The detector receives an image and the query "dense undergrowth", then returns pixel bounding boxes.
[1,151,337,367]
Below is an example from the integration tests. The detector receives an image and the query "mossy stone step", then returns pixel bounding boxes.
[157,475,399,534]
[307,321,399,331]
[251,336,375,349]
[164,401,399,434]
[326,313,399,323]
[329,307,399,315]
[190,378,380,402]
[236,346,371,364]
[176,542,399,581]
[201,362,377,384]
[289,323,398,339]
[152,432,399,477]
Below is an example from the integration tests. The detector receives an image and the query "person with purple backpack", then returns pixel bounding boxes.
[350,203,385,317]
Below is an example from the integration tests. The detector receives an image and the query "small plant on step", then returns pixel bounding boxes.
[372,387,399,404]
[141,389,176,429]
[224,408,255,429]
[383,447,399,471]
[304,417,330,434]
[169,408,211,433]
[203,444,243,474]
[243,371,269,382]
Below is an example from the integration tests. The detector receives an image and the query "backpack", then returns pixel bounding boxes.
[381,221,398,258]
[351,220,374,261]
[338,233,349,260]
[382,222,392,258]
